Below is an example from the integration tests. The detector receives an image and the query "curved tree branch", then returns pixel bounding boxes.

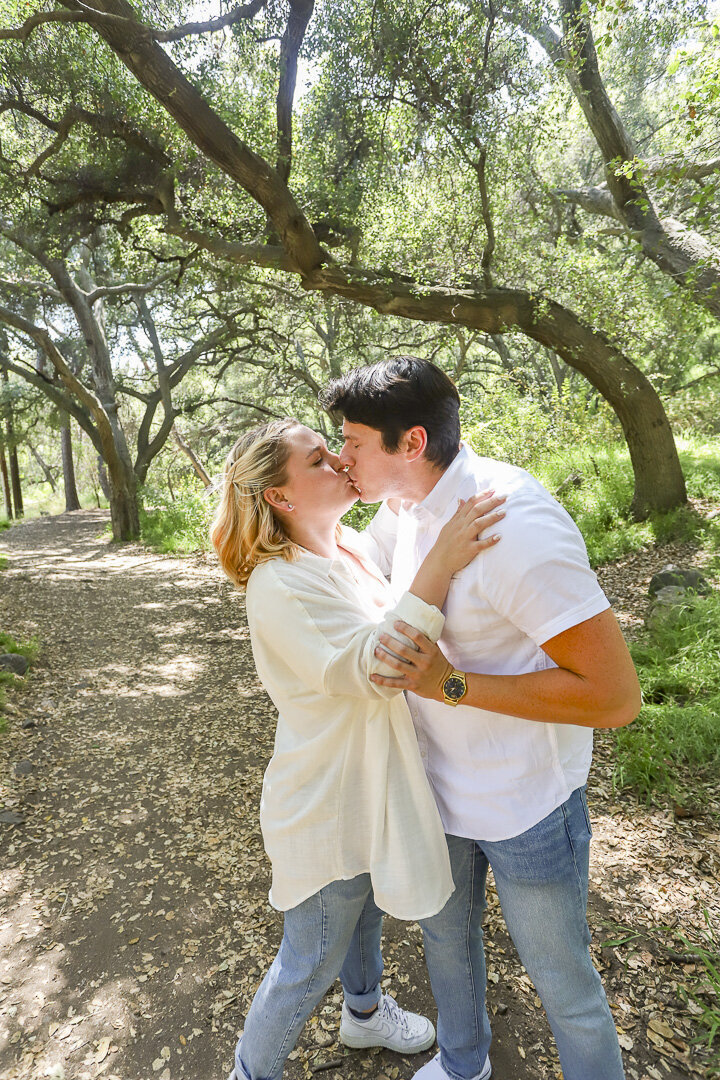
[153,0,267,42]
[0,9,86,40]
[275,0,314,183]
[55,0,326,278]
[0,350,98,444]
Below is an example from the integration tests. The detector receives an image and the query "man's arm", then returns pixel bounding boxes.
[371,608,642,729]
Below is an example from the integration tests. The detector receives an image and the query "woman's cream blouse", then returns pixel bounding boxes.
[244,526,454,920]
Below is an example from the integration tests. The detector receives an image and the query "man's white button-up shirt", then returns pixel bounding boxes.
[364,444,610,842]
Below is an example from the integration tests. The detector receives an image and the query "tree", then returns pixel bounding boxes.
[0,226,261,538]
[3,0,713,516]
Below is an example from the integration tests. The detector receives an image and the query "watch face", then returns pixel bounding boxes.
[444,675,465,700]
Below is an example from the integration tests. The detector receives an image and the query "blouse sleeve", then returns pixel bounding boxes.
[247,562,444,702]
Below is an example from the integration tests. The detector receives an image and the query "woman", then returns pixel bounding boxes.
[211,418,505,1080]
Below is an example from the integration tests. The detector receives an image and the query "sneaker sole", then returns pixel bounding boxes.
[339,1025,436,1053]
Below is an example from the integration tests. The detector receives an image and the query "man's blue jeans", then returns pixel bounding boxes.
[236,788,624,1080]
[420,786,625,1080]
[235,874,384,1080]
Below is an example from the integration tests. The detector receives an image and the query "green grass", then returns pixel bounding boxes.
[675,914,720,1076]
[503,434,720,568]
[613,592,720,802]
[0,555,7,571]
[0,518,10,531]
[0,632,38,720]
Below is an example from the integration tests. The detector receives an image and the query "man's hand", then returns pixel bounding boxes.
[370,620,452,700]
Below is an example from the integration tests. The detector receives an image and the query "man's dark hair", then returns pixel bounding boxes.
[320,357,461,469]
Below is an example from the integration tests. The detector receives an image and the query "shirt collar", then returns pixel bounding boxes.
[407,443,472,521]
[295,526,389,587]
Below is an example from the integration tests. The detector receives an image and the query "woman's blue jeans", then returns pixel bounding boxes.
[236,874,384,1080]
[236,787,624,1080]
[420,786,625,1080]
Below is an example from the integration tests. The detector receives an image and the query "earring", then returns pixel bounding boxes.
[286,504,294,511]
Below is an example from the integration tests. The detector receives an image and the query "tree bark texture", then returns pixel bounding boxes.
[66,0,325,277]
[97,455,111,501]
[108,460,140,541]
[0,442,12,520]
[60,414,81,511]
[541,0,720,318]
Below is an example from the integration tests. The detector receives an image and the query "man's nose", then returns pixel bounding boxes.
[338,444,353,467]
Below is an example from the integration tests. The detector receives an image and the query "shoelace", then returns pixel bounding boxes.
[377,994,409,1032]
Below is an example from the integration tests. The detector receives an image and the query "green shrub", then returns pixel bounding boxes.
[139,481,214,555]
[0,555,7,571]
[0,518,10,531]
[614,593,720,801]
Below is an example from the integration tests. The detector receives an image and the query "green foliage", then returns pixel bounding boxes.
[614,592,720,801]
[0,631,38,661]
[0,631,37,718]
[0,519,10,531]
[342,501,381,531]
[139,481,214,555]
[0,555,6,570]
[675,914,720,1075]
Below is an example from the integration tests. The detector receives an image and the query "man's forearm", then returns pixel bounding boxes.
[458,667,636,729]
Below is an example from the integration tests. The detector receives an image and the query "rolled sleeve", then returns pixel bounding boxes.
[248,563,444,702]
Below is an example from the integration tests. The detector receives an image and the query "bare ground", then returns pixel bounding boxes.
[0,509,718,1080]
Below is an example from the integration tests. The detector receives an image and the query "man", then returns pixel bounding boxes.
[321,356,641,1080]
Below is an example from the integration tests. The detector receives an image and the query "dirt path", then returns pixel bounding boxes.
[0,511,716,1080]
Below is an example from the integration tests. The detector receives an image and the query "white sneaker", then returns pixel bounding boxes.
[340,993,436,1053]
[412,1050,491,1080]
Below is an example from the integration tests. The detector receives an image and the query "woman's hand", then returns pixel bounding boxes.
[431,491,506,575]
[370,621,453,701]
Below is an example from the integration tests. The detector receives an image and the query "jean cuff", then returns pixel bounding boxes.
[234,1039,253,1080]
[343,982,381,1012]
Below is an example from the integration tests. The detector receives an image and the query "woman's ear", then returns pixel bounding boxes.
[264,487,292,512]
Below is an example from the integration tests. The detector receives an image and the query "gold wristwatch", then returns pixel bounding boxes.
[442,668,468,706]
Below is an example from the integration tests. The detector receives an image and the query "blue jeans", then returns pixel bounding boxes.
[420,787,625,1080]
[235,875,385,1080]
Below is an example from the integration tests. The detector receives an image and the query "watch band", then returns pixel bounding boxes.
[442,669,468,706]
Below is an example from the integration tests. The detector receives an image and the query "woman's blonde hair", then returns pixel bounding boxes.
[210,418,301,588]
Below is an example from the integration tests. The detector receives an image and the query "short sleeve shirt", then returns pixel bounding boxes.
[375,445,610,842]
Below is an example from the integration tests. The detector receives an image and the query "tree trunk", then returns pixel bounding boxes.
[97,454,111,500]
[2,368,23,517]
[5,428,23,519]
[173,428,211,486]
[60,415,81,511]
[28,442,57,493]
[69,0,687,518]
[107,460,140,541]
[0,441,12,520]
